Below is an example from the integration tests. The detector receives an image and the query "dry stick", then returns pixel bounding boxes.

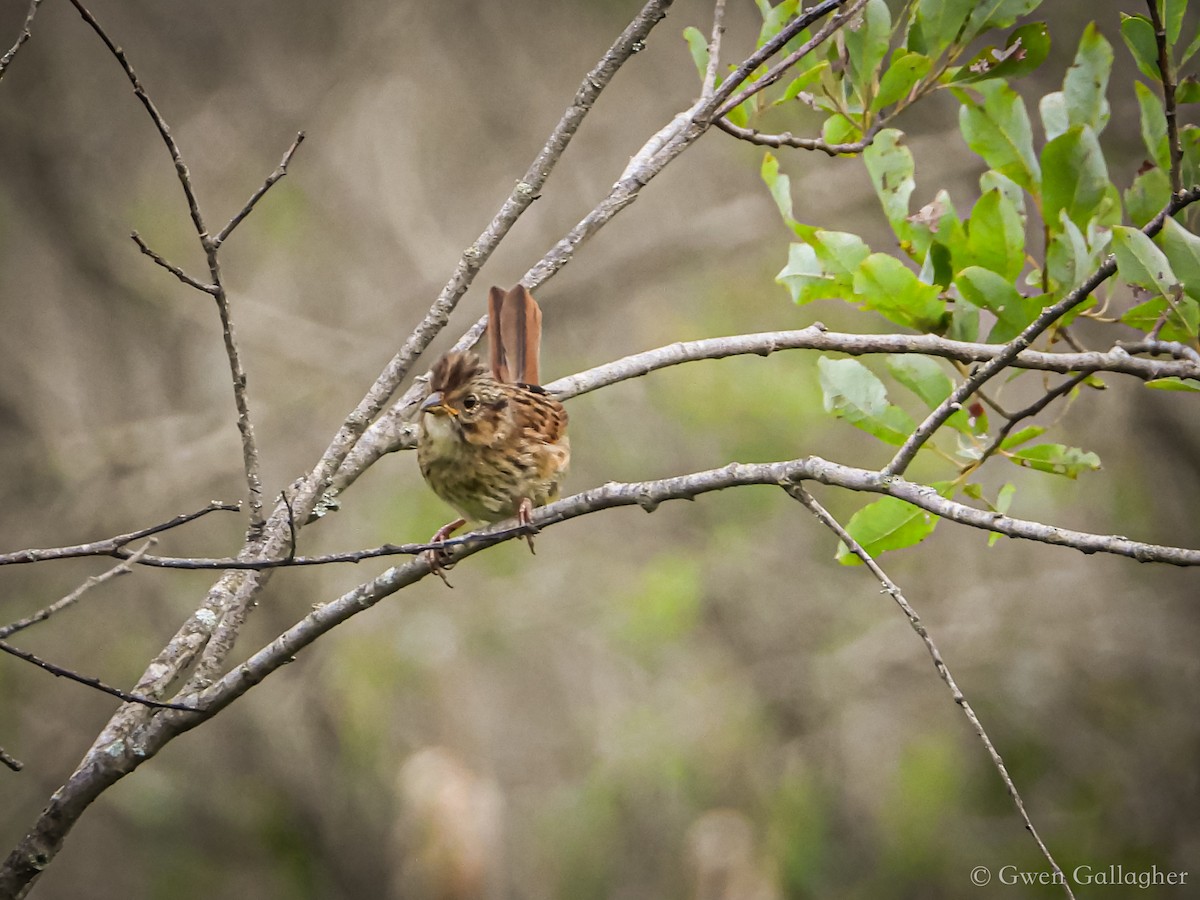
[0,0,43,81]
[0,641,200,713]
[0,747,21,774]
[69,459,1200,570]
[0,8,679,893]
[130,232,216,293]
[786,486,1076,900]
[212,132,306,248]
[714,118,882,156]
[885,185,1200,477]
[65,0,268,531]
[0,543,155,639]
[1146,0,1183,194]
[0,501,239,567]
[700,0,727,101]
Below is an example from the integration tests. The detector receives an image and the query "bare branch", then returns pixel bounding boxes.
[1146,0,1183,193]
[0,501,239,567]
[885,185,1200,477]
[0,543,155,639]
[715,118,881,156]
[700,0,726,100]
[66,0,268,528]
[130,231,216,293]
[787,486,1075,900]
[0,747,22,773]
[0,640,202,712]
[212,131,306,248]
[0,0,43,82]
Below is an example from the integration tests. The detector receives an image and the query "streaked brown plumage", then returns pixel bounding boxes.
[417,286,569,563]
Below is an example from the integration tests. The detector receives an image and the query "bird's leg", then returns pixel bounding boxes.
[517,497,537,554]
[425,517,466,587]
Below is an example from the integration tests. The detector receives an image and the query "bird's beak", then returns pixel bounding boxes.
[421,391,458,417]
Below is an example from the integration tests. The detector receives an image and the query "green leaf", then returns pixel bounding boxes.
[1178,77,1200,104]
[1039,91,1069,141]
[761,152,805,235]
[817,357,916,445]
[905,190,966,264]
[1165,0,1187,44]
[822,114,860,146]
[875,50,932,110]
[1145,376,1200,391]
[756,0,801,48]
[776,62,830,105]
[886,354,953,407]
[1125,166,1172,228]
[1112,224,1179,296]
[955,80,1040,191]
[1000,425,1045,449]
[963,0,1042,41]
[815,229,873,276]
[1008,443,1100,477]
[1182,23,1200,66]
[1159,217,1200,301]
[845,0,892,105]
[979,170,1027,219]
[1134,81,1170,169]
[951,21,1051,84]
[683,26,709,82]
[854,253,948,332]
[1045,209,1096,293]
[1120,294,1200,341]
[954,266,1043,341]
[1120,13,1161,81]
[863,129,916,237]
[1040,125,1108,231]
[907,0,973,56]
[965,187,1026,280]
[1061,22,1113,134]
[778,243,838,303]
[835,494,939,565]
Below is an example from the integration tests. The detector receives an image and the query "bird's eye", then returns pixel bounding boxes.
[462,394,478,410]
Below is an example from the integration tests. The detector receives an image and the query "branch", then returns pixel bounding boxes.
[211,131,306,248]
[700,0,726,101]
[1146,0,1183,193]
[0,640,202,712]
[0,0,43,82]
[885,185,1200,477]
[971,372,1091,469]
[129,231,216,293]
[0,747,21,774]
[0,543,155,639]
[787,486,1075,900]
[714,118,882,156]
[0,501,239,567]
[66,0,268,528]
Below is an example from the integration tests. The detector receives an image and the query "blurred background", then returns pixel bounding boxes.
[1,1,1197,897]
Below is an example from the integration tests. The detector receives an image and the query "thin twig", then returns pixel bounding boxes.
[66,0,268,529]
[700,0,726,100]
[212,131,306,248]
[0,746,22,773]
[971,372,1092,468]
[0,0,43,81]
[786,486,1075,900]
[885,185,1200,477]
[1146,0,1183,193]
[0,640,201,712]
[130,231,216,293]
[714,118,882,156]
[0,501,239,567]
[0,542,155,639]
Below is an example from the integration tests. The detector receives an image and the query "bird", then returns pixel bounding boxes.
[417,285,570,578]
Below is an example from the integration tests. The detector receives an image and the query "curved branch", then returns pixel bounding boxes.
[0,0,43,82]
[885,185,1200,477]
